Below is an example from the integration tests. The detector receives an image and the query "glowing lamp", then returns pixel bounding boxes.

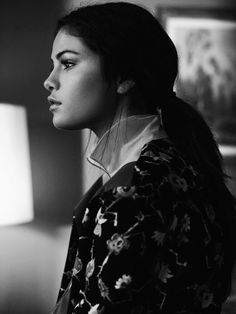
[0,104,33,225]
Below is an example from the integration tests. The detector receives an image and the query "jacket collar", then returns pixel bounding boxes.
[87,114,168,181]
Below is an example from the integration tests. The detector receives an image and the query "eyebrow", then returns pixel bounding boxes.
[53,49,80,60]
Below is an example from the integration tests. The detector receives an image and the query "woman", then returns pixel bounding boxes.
[44,2,235,313]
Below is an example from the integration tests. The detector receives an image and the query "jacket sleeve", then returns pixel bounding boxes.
[83,156,224,313]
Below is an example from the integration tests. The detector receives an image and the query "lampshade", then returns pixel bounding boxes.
[0,104,33,226]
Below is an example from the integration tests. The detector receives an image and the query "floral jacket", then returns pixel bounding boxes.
[52,138,228,314]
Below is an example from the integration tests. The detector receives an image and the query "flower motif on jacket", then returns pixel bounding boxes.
[195,285,214,308]
[202,291,214,308]
[86,258,95,278]
[159,264,173,283]
[159,152,173,162]
[152,230,166,246]
[88,303,100,314]
[115,274,132,289]
[96,207,107,225]
[82,207,90,224]
[72,256,83,277]
[134,165,150,177]
[168,173,188,192]
[113,186,136,198]
[94,207,108,237]
[142,150,160,161]
[98,278,110,299]
[107,233,130,255]
[135,211,145,222]
[181,214,191,232]
[94,224,102,237]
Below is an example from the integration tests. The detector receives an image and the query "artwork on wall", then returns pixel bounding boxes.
[157,7,236,155]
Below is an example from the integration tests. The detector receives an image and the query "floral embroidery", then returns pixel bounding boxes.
[135,211,145,222]
[94,208,108,237]
[159,264,173,283]
[178,234,190,244]
[168,173,188,192]
[181,214,191,232]
[114,186,136,198]
[115,274,132,289]
[142,150,160,161]
[195,285,214,308]
[79,298,85,306]
[94,223,102,237]
[86,259,95,278]
[88,303,100,314]
[107,233,130,255]
[95,207,107,224]
[202,291,214,308]
[152,230,165,246]
[98,278,110,299]
[159,152,173,162]
[134,165,150,177]
[82,207,90,223]
[72,256,83,276]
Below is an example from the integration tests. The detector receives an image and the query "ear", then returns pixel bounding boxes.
[117,79,135,94]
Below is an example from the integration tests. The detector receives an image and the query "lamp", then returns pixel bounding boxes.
[0,104,33,226]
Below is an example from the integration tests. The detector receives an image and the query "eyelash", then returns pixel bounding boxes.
[61,60,75,70]
[49,59,75,73]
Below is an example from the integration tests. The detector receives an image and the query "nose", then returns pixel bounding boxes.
[44,75,54,92]
[43,71,58,92]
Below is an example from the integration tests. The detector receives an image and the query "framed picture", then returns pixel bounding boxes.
[157,7,236,155]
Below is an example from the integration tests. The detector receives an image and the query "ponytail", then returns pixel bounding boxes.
[161,95,223,182]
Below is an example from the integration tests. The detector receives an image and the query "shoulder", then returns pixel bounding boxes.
[136,137,195,173]
[133,137,201,191]
[96,138,203,211]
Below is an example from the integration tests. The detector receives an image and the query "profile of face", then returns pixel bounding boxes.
[44,30,118,135]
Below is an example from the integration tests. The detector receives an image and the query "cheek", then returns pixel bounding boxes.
[56,68,116,130]
[68,71,113,118]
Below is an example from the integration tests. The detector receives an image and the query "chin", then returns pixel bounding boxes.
[52,117,86,131]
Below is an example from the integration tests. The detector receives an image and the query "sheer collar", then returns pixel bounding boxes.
[87,114,168,183]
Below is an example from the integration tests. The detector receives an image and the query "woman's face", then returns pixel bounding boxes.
[44,30,117,135]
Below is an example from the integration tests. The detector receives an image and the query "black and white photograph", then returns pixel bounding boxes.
[1,1,236,314]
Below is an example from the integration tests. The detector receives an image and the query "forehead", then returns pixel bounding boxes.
[51,30,93,58]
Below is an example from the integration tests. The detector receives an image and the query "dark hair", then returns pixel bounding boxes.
[56,1,235,297]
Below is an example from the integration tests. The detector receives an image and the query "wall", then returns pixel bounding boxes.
[0,224,70,313]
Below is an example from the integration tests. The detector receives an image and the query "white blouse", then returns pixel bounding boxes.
[87,114,168,184]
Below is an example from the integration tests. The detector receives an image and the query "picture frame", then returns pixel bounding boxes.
[156,7,236,156]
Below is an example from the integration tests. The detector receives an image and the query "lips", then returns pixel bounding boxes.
[47,96,62,106]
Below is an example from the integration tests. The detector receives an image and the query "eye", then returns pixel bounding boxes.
[61,59,75,70]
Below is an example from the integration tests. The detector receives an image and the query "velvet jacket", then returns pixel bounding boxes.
[51,137,228,314]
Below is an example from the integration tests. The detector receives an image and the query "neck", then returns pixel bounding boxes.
[92,97,132,140]
[91,94,153,139]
